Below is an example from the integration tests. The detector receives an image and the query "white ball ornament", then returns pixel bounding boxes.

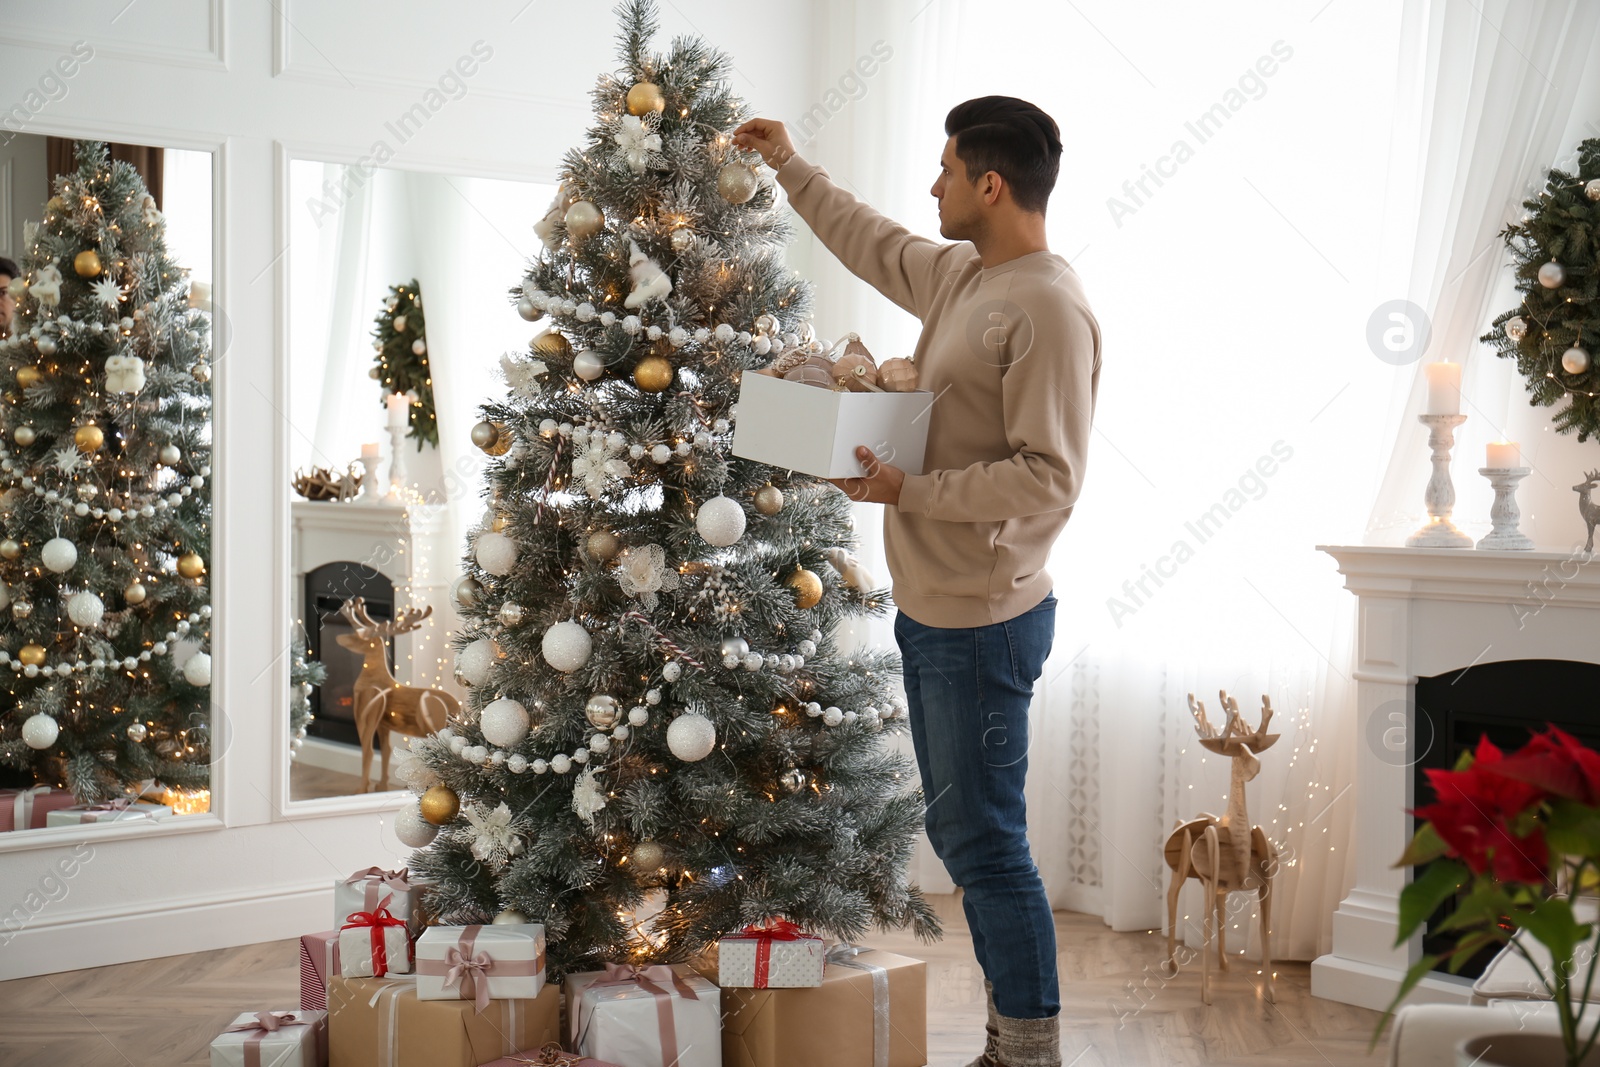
[1539,261,1566,288]
[40,537,78,573]
[573,350,606,381]
[395,800,441,848]
[696,495,746,546]
[1563,346,1591,374]
[541,620,592,672]
[507,754,528,774]
[667,712,717,762]
[475,531,519,576]
[67,591,104,629]
[393,315,408,332]
[481,698,531,747]
[628,705,650,726]
[650,444,671,464]
[159,444,182,465]
[21,712,59,749]
[457,638,500,686]
[183,652,212,686]
[1588,179,1600,201]
[412,339,426,356]
[550,754,572,774]
[662,661,682,682]
[1505,317,1528,342]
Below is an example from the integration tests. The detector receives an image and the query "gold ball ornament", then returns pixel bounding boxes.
[626,81,666,116]
[13,426,36,447]
[15,366,42,389]
[532,330,573,360]
[0,538,20,560]
[73,424,105,453]
[630,839,666,870]
[124,581,147,605]
[717,162,759,204]
[73,250,103,278]
[632,354,674,393]
[472,420,512,456]
[177,552,206,579]
[787,567,823,610]
[420,783,460,825]
[753,485,785,516]
[563,201,604,241]
[18,644,46,667]
[587,529,621,561]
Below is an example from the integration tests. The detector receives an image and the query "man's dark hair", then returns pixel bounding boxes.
[944,96,1062,215]
[0,257,18,281]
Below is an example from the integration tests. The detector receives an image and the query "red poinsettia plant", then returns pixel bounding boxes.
[1379,727,1600,1066]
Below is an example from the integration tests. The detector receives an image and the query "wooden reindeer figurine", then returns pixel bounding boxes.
[1162,691,1280,1004]
[1575,469,1600,553]
[336,597,459,792]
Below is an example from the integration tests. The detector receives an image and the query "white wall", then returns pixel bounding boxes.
[0,0,817,980]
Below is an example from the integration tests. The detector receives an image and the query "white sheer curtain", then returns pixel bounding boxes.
[786,0,1468,963]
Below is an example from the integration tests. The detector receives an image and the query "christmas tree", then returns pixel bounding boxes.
[403,0,939,975]
[1483,136,1600,441]
[0,141,214,801]
[372,280,438,449]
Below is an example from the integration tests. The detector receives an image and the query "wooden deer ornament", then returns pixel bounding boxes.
[336,597,460,792]
[1162,690,1280,1004]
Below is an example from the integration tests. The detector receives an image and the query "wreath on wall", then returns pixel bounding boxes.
[1482,137,1600,442]
[371,279,439,449]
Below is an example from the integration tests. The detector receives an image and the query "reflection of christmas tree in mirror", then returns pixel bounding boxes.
[405,0,938,976]
[0,140,215,802]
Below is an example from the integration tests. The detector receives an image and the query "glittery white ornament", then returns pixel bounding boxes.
[40,537,77,573]
[667,712,717,761]
[183,652,212,686]
[67,591,104,629]
[395,799,440,847]
[542,620,592,672]
[481,698,531,747]
[696,495,746,546]
[21,712,58,749]
[475,531,518,576]
[457,638,500,686]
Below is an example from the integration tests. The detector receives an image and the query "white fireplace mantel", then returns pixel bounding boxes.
[1312,544,1600,1011]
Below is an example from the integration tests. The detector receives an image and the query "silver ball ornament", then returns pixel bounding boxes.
[127,722,148,742]
[1539,261,1566,288]
[497,601,526,627]
[572,350,606,381]
[453,575,484,608]
[720,636,749,659]
[13,426,36,447]
[717,162,759,204]
[1588,179,1600,202]
[585,694,620,729]
[1505,316,1527,342]
[159,444,182,465]
[564,200,604,240]
[780,768,808,794]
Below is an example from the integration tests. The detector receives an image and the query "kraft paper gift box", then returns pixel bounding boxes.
[719,947,926,1067]
[300,931,343,1011]
[717,921,824,989]
[0,785,77,831]
[479,1048,621,1067]
[44,800,168,826]
[338,908,412,978]
[334,867,424,934]
[415,923,546,1005]
[566,963,722,1067]
[730,371,931,479]
[325,975,560,1067]
[210,1009,328,1067]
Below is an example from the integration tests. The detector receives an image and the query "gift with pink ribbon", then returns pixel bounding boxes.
[566,962,722,1067]
[0,785,77,831]
[479,1042,622,1067]
[43,797,169,826]
[717,918,824,989]
[298,930,342,1011]
[334,866,422,934]
[209,1008,327,1067]
[415,922,546,1008]
[339,906,413,978]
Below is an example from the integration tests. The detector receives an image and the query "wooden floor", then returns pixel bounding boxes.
[0,893,1389,1066]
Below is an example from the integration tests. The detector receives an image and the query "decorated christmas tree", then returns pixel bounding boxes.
[372,279,438,449]
[402,0,938,975]
[0,141,214,801]
[1484,136,1600,441]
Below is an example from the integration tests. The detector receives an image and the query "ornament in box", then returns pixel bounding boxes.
[298,930,341,1011]
[339,906,413,978]
[326,976,561,1067]
[415,922,547,1009]
[567,964,722,1067]
[209,1010,327,1067]
[335,866,423,934]
[877,357,919,392]
[718,919,825,988]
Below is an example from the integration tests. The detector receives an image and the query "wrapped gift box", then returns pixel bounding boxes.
[731,371,930,479]
[717,922,824,989]
[480,1048,621,1067]
[339,909,412,978]
[567,964,721,1067]
[44,800,168,826]
[0,785,77,831]
[335,868,423,935]
[300,931,342,1011]
[720,947,925,1067]
[210,1009,327,1067]
[415,923,545,1006]
[325,976,559,1067]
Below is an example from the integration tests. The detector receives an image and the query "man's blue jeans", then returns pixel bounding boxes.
[894,593,1059,1020]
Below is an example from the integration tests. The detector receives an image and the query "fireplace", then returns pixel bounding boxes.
[304,562,395,746]
[1414,659,1600,977]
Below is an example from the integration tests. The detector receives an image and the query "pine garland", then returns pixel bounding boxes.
[1483,137,1600,442]
[372,279,438,448]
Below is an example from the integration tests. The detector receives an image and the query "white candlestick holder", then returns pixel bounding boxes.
[384,423,408,504]
[358,454,381,503]
[1405,414,1473,548]
[1475,467,1533,550]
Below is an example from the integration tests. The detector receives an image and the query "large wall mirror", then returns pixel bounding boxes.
[284,155,553,802]
[0,132,216,837]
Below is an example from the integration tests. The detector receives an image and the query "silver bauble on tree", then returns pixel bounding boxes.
[1539,261,1566,288]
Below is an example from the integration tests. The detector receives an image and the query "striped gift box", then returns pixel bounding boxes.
[298,930,341,1011]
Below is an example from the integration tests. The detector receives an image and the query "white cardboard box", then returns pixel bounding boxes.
[731,371,931,478]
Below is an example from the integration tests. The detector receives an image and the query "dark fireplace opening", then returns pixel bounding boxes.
[305,562,395,747]
[1414,659,1600,979]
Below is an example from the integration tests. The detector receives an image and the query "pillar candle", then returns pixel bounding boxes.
[360,442,380,460]
[1486,440,1520,469]
[1424,362,1461,415]
[386,392,409,427]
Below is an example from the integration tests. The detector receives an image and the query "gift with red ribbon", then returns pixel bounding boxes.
[339,906,413,978]
[718,918,824,989]
[566,962,721,1067]
[0,786,77,831]
[209,1008,327,1067]
[415,922,546,1008]
[335,866,422,934]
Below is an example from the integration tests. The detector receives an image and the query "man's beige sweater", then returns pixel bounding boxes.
[774,154,1101,629]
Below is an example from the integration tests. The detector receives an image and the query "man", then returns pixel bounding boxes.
[0,257,19,340]
[735,97,1099,1067]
